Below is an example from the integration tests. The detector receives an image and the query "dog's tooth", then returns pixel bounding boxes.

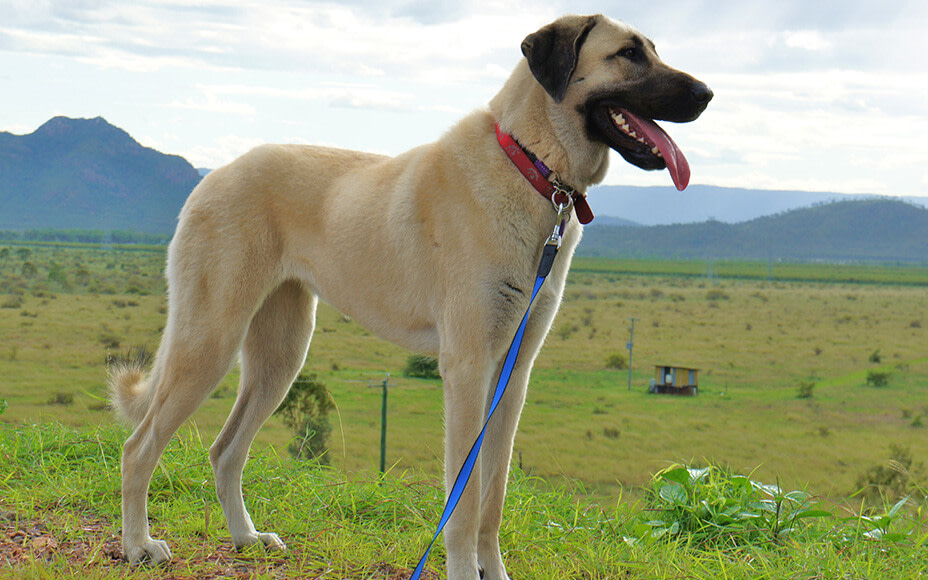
[651,146,662,157]
[628,131,637,139]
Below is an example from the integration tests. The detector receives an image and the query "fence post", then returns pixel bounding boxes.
[626,318,635,391]
[379,373,389,473]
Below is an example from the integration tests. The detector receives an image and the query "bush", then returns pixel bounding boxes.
[638,463,827,546]
[46,392,74,406]
[869,349,882,364]
[605,352,627,370]
[275,372,333,464]
[865,370,892,387]
[1,297,22,309]
[404,354,441,379]
[705,289,730,301]
[854,444,925,505]
[0,399,7,416]
[796,380,815,399]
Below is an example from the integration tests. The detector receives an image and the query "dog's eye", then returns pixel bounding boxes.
[616,47,640,60]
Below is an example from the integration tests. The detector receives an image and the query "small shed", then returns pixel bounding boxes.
[650,365,699,396]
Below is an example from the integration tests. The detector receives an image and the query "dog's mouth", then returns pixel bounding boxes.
[589,105,691,191]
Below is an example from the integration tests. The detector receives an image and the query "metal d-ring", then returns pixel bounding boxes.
[550,178,574,212]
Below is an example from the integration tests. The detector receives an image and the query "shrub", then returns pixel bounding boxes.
[20,261,37,278]
[854,444,924,505]
[404,354,441,379]
[638,463,827,546]
[605,352,627,370]
[1,297,22,309]
[706,289,730,301]
[796,380,815,399]
[865,370,892,387]
[99,333,122,349]
[0,399,7,416]
[46,392,74,406]
[869,349,882,364]
[274,372,334,464]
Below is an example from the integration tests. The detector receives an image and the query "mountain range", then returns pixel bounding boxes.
[0,116,201,233]
[578,198,928,262]
[1,116,926,263]
[586,184,927,226]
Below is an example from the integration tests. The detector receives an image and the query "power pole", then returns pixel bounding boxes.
[626,318,635,391]
[379,373,389,473]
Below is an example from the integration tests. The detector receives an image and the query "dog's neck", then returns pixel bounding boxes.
[494,123,594,224]
[489,61,610,189]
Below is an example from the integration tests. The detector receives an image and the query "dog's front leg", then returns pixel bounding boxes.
[439,347,497,580]
[476,358,531,580]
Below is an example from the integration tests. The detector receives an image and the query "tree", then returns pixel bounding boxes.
[274,372,334,464]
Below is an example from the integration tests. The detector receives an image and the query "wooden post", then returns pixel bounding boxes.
[626,318,634,392]
[379,373,389,473]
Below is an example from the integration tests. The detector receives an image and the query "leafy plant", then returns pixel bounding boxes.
[404,354,441,379]
[865,369,892,387]
[854,444,925,505]
[46,392,74,406]
[796,380,816,399]
[274,372,334,464]
[0,399,7,416]
[637,463,829,547]
[605,352,627,370]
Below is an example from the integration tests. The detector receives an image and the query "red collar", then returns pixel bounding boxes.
[495,123,594,224]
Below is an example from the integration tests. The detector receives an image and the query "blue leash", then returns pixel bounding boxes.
[410,202,570,580]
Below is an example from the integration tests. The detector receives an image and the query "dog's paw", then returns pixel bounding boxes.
[235,531,287,552]
[126,538,172,565]
[257,532,287,551]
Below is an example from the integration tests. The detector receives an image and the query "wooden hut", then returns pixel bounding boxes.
[650,365,699,396]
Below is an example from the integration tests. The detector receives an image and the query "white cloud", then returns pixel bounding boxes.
[1,0,927,196]
[780,30,831,51]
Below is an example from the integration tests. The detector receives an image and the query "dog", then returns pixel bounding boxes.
[109,14,710,579]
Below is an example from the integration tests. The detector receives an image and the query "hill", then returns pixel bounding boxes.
[0,116,201,233]
[587,184,927,225]
[578,198,928,262]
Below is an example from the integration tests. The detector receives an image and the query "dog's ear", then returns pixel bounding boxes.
[521,15,599,103]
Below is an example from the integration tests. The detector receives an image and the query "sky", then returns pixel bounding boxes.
[2,0,927,197]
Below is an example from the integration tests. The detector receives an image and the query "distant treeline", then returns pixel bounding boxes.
[0,229,171,245]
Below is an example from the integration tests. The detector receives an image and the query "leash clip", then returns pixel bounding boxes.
[546,190,573,249]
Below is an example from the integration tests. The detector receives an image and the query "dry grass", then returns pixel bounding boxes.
[1,245,927,504]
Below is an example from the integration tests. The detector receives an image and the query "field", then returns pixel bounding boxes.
[1,242,927,506]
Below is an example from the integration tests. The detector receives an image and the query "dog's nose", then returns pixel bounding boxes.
[691,83,713,105]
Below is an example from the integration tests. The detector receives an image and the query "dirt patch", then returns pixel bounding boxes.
[0,508,123,570]
[0,508,435,579]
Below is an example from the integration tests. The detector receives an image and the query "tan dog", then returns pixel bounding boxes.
[110,14,710,579]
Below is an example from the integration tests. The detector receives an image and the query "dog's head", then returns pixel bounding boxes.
[521,15,712,190]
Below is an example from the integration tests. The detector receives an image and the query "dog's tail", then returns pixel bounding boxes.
[107,347,155,427]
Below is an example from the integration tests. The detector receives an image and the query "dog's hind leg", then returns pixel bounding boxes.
[209,279,316,551]
[120,303,255,564]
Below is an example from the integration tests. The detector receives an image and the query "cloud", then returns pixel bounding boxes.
[1,0,927,196]
[780,30,831,51]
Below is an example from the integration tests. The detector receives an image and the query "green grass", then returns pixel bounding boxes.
[1,422,926,578]
[2,245,928,505]
[2,244,928,576]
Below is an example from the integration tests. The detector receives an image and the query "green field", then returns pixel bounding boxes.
[4,422,926,579]
[1,242,927,505]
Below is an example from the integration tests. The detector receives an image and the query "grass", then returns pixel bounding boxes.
[0,421,926,578]
[2,245,928,505]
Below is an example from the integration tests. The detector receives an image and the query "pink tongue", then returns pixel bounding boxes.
[620,109,691,191]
